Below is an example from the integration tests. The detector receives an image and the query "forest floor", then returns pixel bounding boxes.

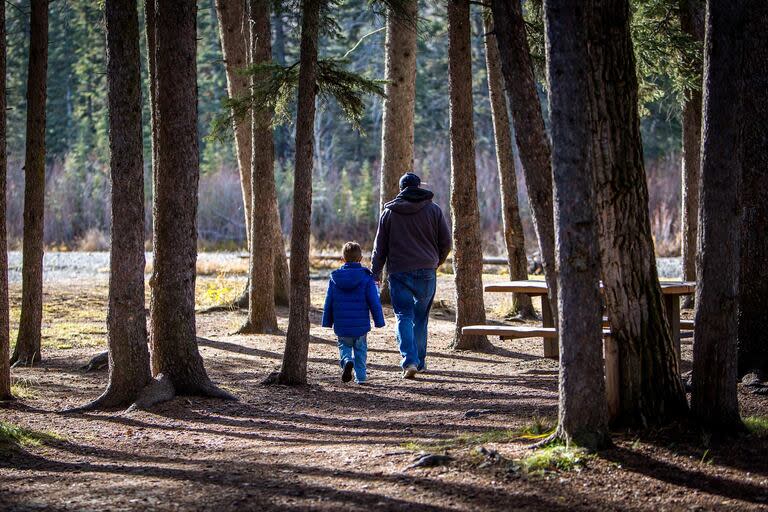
[1,259,767,511]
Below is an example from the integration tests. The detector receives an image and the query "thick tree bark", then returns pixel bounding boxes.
[736,1,768,379]
[378,0,417,303]
[490,0,557,325]
[447,0,490,351]
[148,0,231,399]
[0,0,11,400]
[144,0,157,181]
[240,0,278,333]
[277,0,320,385]
[679,0,704,309]
[76,0,152,410]
[482,13,534,319]
[12,0,48,367]
[543,0,610,450]
[215,0,289,308]
[587,0,687,428]
[691,0,745,432]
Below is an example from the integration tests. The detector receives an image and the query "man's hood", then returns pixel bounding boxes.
[330,263,372,290]
[384,187,435,215]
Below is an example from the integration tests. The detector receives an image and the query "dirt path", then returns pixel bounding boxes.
[1,275,767,511]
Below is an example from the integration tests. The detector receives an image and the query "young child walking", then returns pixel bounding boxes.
[322,242,385,384]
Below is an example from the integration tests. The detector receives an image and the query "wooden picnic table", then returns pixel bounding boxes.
[484,280,695,360]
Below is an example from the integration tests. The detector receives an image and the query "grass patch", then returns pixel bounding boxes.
[744,416,768,438]
[0,421,62,451]
[10,377,39,400]
[196,274,242,308]
[403,417,556,453]
[517,445,588,475]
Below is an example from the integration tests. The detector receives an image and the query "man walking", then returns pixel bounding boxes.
[371,172,452,379]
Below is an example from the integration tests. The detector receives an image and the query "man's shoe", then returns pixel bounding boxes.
[418,362,428,373]
[402,365,418,379]
[342,361,354,383]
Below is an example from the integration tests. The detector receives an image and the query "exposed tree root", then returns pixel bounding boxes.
[261,371,281,385]
[0,393,17,403]
[122,374,238,414]
[62,382,150,413]
[10,351,41,368]
[80,351,109,372]
[530,427,612,452]
[123,374,176,413]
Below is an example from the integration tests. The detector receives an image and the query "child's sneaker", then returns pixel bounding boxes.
[402,365,418,379]
[341,361,354,383]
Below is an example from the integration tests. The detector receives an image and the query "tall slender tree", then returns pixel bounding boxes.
[378,0,417,302]
[12,0,48,367]
[736,0,768,380]
[240,0,279,333]
[691,0,745,432]
[490,0,557,325]
[147,0,232,400]
[588,0,687,428]
[448,0,490,351]
[73,0,152,410]
[679,0,704,309]
[276,0,321,385]
[0,0,11,401]
[543,0,610,450]
[215,0,289,308]
[481,12,534,319]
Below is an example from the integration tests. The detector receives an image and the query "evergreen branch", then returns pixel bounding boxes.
[208,58,386,142]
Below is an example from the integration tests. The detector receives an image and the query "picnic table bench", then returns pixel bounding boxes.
[462,280,695,421]
[465,280,695,360]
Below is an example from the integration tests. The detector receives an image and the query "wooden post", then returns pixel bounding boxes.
[604,335,620,422]
[664,294,681,364]
[540,294,559,359]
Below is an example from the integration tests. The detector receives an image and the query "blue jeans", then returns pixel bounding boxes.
[389,269,437,370]
[338,335,368,383]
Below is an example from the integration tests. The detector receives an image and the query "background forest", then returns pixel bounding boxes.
[4,0,681,254]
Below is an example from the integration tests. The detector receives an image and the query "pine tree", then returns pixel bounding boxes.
[0,0,11,401]
[146,0,233,402]
[12,0,48,367]
[588,0,687,427]
[543,0,610,450]
[481,11,534,319]
[447,0,490,351]
[240,0,279,333]
[276,0,322,385]
[490,0,558,329]
[736,0,768,380]
[691,0,746,432]
[72,0,152,410]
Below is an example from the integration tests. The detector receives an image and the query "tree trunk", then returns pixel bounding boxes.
[679,0,704,309]
[77,0,152,410]
[490,0,557,325]
[543,0,610,450]
[148,0,231,399]
[240,0,278,333]
[691,0,745,432]
[378,0,417,303]
[215,0,253,252]
[144,0,158,195]
[482,13,534,319]
[277,0,320,385]
[12,0,48,367]
[215,0,290,308]
[447,0,490,351]
[0,0,11,400]
[737,1,768,380]
[587,0,687,428]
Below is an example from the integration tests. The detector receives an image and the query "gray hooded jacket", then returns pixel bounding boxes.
[370,187,452,280]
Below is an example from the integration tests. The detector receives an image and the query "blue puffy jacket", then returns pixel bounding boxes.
[322,262,386,337]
